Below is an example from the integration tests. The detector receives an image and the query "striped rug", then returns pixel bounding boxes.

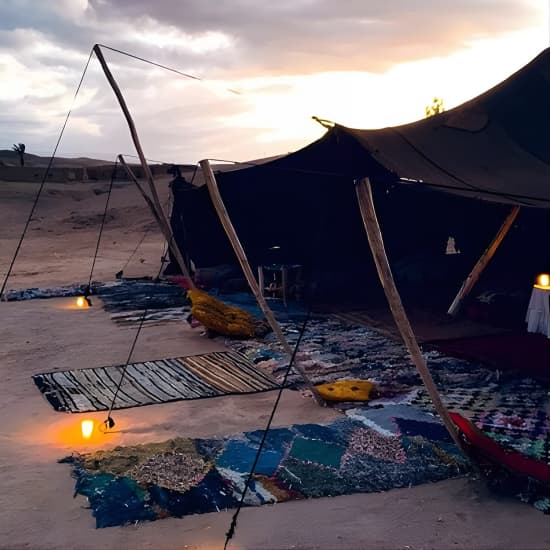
[32,351,279,413]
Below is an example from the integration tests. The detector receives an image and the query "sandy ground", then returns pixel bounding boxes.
[1,178,549,550]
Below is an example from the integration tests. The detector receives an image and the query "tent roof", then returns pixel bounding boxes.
[204,48,550,208]
[344,47,550,207]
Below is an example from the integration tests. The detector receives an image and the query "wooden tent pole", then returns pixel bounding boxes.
[93,45,163,214]
[93,45,194,287]
[355,178,464,450]
[199,159,325,406]
[447,206,520,317]
[118,155,194,285]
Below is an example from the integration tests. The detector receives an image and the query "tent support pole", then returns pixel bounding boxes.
[118,155,193,283]
[447,205,520,317]
[199,159,325,406]
[93,44,195,287]
[355,178,464,450]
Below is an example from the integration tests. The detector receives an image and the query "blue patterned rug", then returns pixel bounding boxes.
[61,415,469,528]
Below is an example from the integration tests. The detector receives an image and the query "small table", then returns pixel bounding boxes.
[258,264,302,306]
[526,286,550,337]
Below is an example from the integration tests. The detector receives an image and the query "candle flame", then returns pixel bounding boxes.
[81,419,94,439]
[536,273,550,288]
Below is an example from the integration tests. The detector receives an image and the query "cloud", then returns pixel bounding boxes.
[0,0,546,161]
[86,0,540,76]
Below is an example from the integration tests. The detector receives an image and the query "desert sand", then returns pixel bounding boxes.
[0,177,549,550]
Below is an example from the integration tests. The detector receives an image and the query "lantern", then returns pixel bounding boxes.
[76,296,86,308]
[535,273,550,289]
[81,419,94,439]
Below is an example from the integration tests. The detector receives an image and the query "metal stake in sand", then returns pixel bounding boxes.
[355,177,464,450]
[92,44,195,288]
[199,159,325,406]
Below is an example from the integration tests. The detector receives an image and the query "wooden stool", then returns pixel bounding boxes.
[258,264,302,306]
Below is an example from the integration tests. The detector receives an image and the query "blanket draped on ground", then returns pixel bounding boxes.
[61,414,469,528]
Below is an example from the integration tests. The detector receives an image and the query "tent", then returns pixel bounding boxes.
[93,42,550,446]
[169,48,550,308]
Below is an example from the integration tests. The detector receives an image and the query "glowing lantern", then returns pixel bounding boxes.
[76,296,86,308]
[81,419,94,439]
[535,273,550,289]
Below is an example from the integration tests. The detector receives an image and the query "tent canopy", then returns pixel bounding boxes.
[186,47,550,205]
[170,48,550,299]
[345,47,550,206]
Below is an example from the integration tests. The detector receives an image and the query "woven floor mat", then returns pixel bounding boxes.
[33,350,279,412]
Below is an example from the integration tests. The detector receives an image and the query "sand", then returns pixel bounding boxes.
[0,178,549,550]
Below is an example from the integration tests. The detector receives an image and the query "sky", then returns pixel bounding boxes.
[0,0,548,164]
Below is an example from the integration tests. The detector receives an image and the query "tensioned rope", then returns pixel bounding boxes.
[102,188,173,428]
[0,49,94,300]
[119,229,151,275]
[95,44,242,95]
[223,309,311,550]
[118,183,174,276]
[85,158,119,299]
[1,42,247,300]
[390,128,533,207]
[102,245,167,430]
[222,149,335,548]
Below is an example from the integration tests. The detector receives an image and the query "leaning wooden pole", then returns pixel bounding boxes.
[118,155,194,285]
[199,159,325,406]
[447,205,520,317]
[93,45,195,287]
[355,178,463,450]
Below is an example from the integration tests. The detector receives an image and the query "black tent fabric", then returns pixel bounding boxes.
[169,49,550,302]
[347,48,550,206]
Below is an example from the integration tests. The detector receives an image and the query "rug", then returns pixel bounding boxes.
[225,315,498,389]
[410,383,550,464]
[4,280,191,326]
[5,283,90,301]
[426,332,550,381]
[60,416,469,528]
[222,315,550,464]
[96,280,190,326]
[32,350,279,412]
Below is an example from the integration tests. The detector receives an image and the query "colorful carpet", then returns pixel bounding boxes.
[410,383,550,465]
[223,315,550,466]
[225,315,496,388]
[60,416,469,528]
[33,351,279,413]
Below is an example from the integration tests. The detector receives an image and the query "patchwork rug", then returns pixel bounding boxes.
[60,416,469,528]
[222,315,550,466]
[33,351,279,413]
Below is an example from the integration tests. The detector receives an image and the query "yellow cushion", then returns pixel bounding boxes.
[315,380,375,402]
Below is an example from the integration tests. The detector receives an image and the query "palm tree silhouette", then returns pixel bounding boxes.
[12,143,26,167]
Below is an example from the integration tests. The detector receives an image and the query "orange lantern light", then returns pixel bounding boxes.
[76,296,86,308]
[535,273,550,289]
[81,419,94,439]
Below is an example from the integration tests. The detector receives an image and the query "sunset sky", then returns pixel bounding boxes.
[0,0,548,164]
